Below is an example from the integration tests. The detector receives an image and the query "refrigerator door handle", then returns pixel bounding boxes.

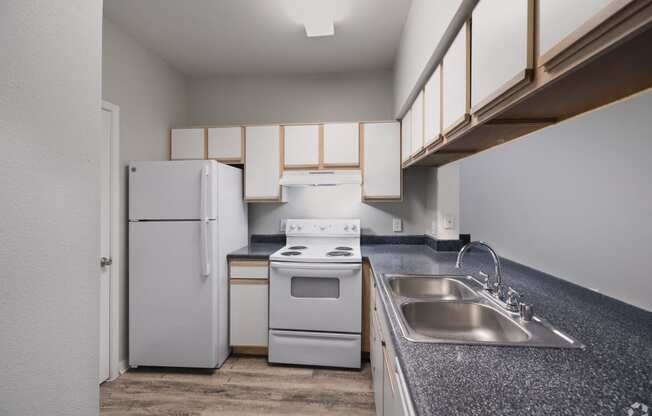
[200,165,209,220]
[200,219,210,276]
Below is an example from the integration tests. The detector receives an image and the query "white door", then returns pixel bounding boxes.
[99,108,112,383]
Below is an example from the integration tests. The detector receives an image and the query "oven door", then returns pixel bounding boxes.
[269,261,362,333]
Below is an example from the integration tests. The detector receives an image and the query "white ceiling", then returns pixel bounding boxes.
[103,0,412,77]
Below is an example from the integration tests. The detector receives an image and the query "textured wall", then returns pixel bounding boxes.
[0,1,103,414]
[459,90,652,311]
[102,17,189,366]
[188,70,394,125]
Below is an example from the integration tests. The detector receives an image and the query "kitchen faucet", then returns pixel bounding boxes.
[456,241,527,315]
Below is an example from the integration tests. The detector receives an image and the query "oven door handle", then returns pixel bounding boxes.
[270,262,361,271]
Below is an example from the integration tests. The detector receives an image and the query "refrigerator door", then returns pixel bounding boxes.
[129,160,217,221]
[129,220,219,368]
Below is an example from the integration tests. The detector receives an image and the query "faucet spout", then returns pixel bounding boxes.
[455,241,503,289]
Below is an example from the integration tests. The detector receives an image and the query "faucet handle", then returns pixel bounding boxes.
[505,287,521,312]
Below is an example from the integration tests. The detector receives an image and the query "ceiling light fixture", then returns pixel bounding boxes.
[282,0,351,38]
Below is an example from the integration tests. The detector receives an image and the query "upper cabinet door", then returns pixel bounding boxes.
[424,65,442,147]
[539,0,615,65]
[170,128,205,160]
[323,123,359,167]
[245,125,282,201]
[471,0,534,113]
[410,91,424,157]
[283,124,320,168]
[362,122,401,201]
[442,24,470,135]
[400,109,412,163]
[207,126,243,163]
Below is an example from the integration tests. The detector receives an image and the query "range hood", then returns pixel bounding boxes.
[279,170,362,187]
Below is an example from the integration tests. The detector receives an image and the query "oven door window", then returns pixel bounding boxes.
[291,276,340,299]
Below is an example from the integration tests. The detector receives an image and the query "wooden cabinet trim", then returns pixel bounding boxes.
[232,346,268,356]
[230,278,268,285]
[229,260,269,268]
[538,0,641,68]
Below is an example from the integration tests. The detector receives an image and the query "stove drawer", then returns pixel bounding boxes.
[268,330,361,369]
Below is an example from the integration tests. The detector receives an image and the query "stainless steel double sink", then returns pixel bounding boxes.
[382,274,583,349]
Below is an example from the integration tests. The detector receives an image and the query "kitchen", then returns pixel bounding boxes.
[1,0,651,415]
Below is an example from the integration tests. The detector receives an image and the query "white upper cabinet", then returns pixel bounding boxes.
[207,126,243,162]
[362,122,401,201]
[170,128,205,160]
[245,125,282,201]
[539,0,614,62]
[401,109,412,163]
[424,65,442,146]
[323,123,359,167]
[410,91,424,157]
[442,24,470,134]
[283,124,320,168]
[471,0,533,110]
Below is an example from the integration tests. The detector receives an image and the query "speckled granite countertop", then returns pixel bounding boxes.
[364,244,652,416]
[228,243,652,415]
[227,243,283,260]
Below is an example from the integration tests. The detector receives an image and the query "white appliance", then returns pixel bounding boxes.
[279,170,362,187]
[128,160,247,369]
[269,219,362,369]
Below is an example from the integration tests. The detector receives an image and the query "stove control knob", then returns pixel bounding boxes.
[320,226,326,231]
[351,224,357,231]
[297,225,302,231]
[344,225,349,231]
[289,225,296,231]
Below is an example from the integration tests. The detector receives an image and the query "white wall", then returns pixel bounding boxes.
[249,169,435,235]
[188,70,394,125]
[459,90,652,311]
[0,1,102,415]
[429,162,461,240]
[393,0,462,115]
[102,18,189,366]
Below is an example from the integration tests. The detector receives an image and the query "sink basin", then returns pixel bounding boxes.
[400,301,530,343]
[381,273,583,348]
[387,275,478,300]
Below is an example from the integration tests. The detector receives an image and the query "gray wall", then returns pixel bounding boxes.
[188,70,394,125]
[102,18,189,366]
[249,169,435,236]
[0,1,103,414]
[459,90,652,311]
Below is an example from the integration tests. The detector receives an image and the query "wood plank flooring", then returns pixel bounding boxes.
[100,356,375,415]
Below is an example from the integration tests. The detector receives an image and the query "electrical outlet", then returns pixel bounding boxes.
[443,214,456,230]
[431,220,437,235]
[392,218,403,232]
[279,219,287,232]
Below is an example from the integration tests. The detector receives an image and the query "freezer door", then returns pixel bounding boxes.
[129,160,218,220]
[129,220,219,368]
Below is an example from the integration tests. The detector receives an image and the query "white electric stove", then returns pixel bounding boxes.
[268,219,362,369]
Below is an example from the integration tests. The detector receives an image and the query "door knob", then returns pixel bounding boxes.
[100,256,113,267]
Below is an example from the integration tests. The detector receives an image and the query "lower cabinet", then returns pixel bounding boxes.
[371,279,415,416]
[229,259,269,354]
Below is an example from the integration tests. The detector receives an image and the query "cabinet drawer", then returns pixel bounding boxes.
[230,260,268,279]
[269,330,361,368]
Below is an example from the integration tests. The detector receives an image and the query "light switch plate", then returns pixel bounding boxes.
[431,220,437,235]
[444,214,456,230]
[279,219,287,232]
[392,218,403,232]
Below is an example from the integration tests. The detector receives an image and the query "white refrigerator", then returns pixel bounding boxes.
[128,160,247,369]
